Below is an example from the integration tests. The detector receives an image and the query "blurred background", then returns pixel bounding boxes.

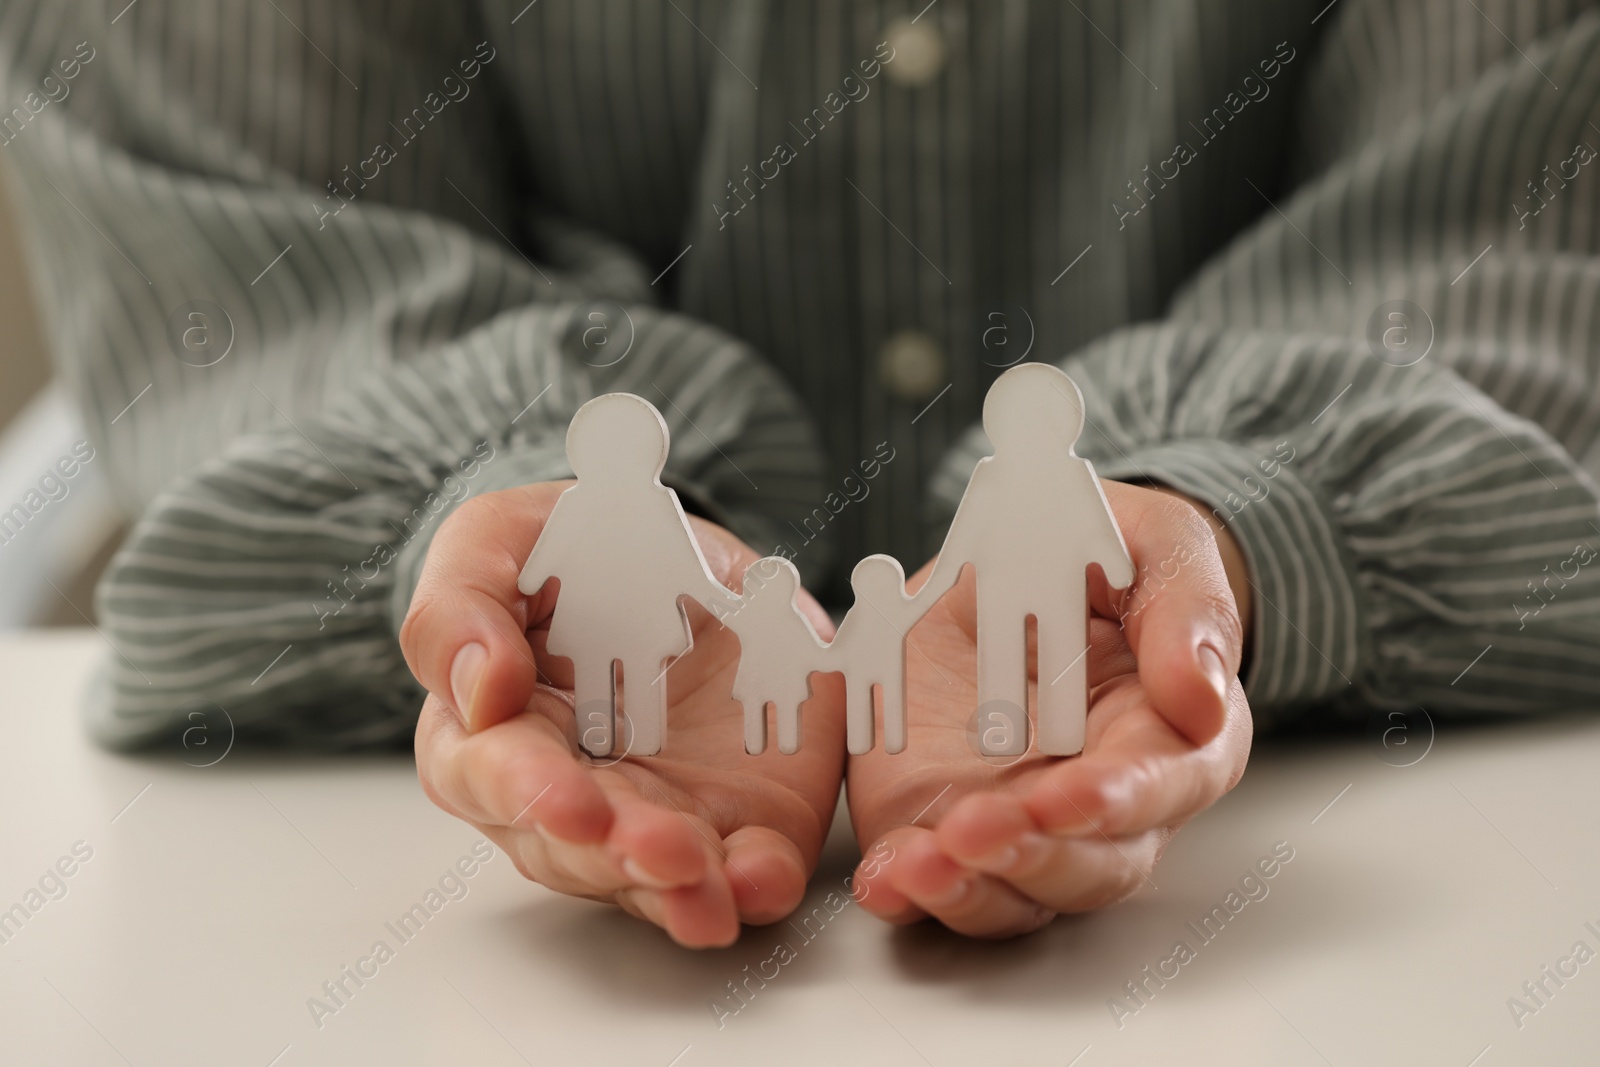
[0,160,123,628]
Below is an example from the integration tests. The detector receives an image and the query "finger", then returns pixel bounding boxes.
[598,780,715,888]
[475,772,714,895]
[481,822,620,900]
[618,863,742,948]
[720,825,810,925]
[935,791,1162,912]
[400,483,571,731]
[850,827,929,926]
[884,827,1054,938]
[1021,678,1248,837]
[521,795,706,896]
[1099,483,1244,747]
[415,693,612,844]
[495,825,738,948]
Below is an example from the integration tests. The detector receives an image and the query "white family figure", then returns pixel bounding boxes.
[517,362,1133,760]
[916,364,1135,755]
[728,552,923,757]
[725,557,830,755]
[516,393,733,757]
[829,555,922,755]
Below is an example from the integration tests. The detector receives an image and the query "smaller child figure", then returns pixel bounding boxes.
[722,556,829,755]
[827,554,925,755]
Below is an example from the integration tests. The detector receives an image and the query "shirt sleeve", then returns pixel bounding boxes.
[0,4,826,747]
[932,8,1600,727]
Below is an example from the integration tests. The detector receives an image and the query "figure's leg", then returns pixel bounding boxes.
[742,695,769,755]
[776,680,805,755]
[573,657,616,758]
[846,678,875,755]
[619,654,667,756]
[881,670,908,755]
[975,592,1029,756]
[867,636,910,755]
[1036,589,1089,756]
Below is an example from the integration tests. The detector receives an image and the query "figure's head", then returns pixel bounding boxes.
[566,393,670,484]
[982,363,1085,456]
[849,554,906,602]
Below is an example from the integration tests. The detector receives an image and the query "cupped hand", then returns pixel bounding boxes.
[845,481,1253,937]
[401,482,847,948]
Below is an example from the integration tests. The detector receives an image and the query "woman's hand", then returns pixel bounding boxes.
[401,483,847,947]
[844,480,1253,937]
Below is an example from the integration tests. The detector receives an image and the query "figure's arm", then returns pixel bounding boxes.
[891,594,928,640]
[689,564,744,621]
[0,4,829,748]
[515,492,577,597]
[912,463,986,610]
[1081,470,1136,590]
[662,497,745,620]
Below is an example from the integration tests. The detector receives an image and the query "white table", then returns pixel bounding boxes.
[1,631,1596,1066]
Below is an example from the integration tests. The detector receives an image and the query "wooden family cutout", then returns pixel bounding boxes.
[516,363,1134,760]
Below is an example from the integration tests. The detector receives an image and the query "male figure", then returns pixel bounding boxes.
[919,364,1135,755]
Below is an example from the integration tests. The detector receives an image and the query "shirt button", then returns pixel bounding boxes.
[878,330,947,401]
[882,17,946,87]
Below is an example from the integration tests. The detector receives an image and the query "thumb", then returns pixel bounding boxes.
[1098,482,1244,747]
[399,481,572,732]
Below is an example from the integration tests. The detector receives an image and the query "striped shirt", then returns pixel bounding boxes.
[1,0,1598,748]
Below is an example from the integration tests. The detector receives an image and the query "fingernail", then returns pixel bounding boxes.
[998,831,1051,871]
[622,856,674,890]
[984,844,1019,871]
[974,835,1045,874]
[1094,780,1132,832]
[927,876,970,907]
[449,642,488,729]
[1197,642,1231,705]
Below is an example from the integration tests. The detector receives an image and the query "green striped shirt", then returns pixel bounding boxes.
[2,0,1597,747]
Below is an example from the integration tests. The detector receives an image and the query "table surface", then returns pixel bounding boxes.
[1,631,1596,1067]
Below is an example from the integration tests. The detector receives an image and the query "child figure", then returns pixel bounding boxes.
[828,554,925,755]
[721,556,829,755]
